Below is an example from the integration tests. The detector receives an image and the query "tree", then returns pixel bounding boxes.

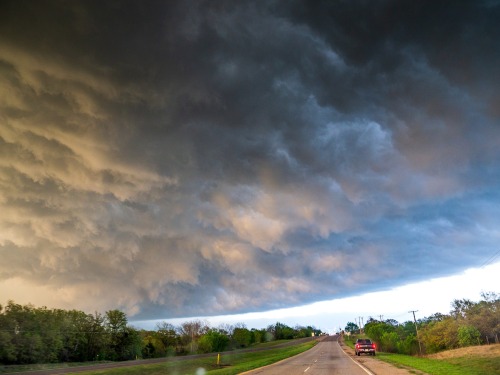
[364,321,394,345]
[385,319,399,327]
[381,331,399,353]
[216,323,234,336]
[232,327,252,348]
[198,330,229,353]
[396,334,419,355]
[451,299,475,320]
[294,325,314,338]
[141,332,165,358]
[267,322,294,340]
[78,312,107,361]
[104,310,141,361]
[457,325,481,347]
[465,292,499,343]
[105,310,127,332]
[420,317,458,353]
[155,322,178,353]
[178,320,210,353]
[251,328,268,343]
[345,322,359,334]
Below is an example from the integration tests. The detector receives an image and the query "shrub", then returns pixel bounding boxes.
[198,330,229,353]
[381,331,399,353]
[457,325,481,347]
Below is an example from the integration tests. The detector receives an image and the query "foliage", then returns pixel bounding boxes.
[457,325,481,347]
[420,317,459,353]
[198,330,229,353]
[105,310,141,361]
[250,328,268,344]
[0,302,321,366]
[344,321,359,333]
[364,321,392,344]
[232,327,252,348]
[0,303,135,364]
[267,322,295,340]
[1,291,497,366]
[355,292,499,356]
[396,334,419,355]
[380,331,399,353]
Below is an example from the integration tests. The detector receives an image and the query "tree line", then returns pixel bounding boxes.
[344,292,499,355]
[0,301,321,365]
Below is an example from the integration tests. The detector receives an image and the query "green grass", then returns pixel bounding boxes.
[343,334,499,375]
[0,361,113,374]
[342,336,354,347]
[377,352,500,375]
[62,340,317,375]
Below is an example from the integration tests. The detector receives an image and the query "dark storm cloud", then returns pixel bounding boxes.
[1,0,499,319]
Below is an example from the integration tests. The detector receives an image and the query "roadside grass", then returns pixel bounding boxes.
[377,351,500,375]
[65,340,317,375]
[342,334,367,349]
[0,362,114,374]
[343,333,499,375]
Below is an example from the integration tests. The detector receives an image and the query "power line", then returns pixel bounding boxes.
[480,249,500,268]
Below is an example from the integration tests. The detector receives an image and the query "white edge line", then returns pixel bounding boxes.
[337,339,375,375]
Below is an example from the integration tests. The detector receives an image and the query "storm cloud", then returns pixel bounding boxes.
[1,0,499,320]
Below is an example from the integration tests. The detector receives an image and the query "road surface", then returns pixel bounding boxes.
[242,335,373,375]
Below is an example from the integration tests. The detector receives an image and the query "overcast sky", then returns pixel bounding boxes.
[1,0,499,323]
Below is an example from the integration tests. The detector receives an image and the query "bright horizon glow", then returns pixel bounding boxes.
[131,261,500,333]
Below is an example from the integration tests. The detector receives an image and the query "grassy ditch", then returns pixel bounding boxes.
[377,351,499,375]
[342,333,499,375]
[61,340,317,375]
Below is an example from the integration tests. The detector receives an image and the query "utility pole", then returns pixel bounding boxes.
[358,316,363,334]
[379,315,384,322]
[409,310,422,355]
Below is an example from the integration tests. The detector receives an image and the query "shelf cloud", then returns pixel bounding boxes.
[1,0,499,320]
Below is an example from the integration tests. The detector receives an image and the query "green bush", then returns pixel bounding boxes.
[381,331,399,353]
[396,334,419,355]
[198,330,229,353]
[457,325,481,347]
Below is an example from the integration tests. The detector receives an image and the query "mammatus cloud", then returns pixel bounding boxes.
[0,0,499,319]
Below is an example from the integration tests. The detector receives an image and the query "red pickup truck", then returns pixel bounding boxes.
[355,338,376,356]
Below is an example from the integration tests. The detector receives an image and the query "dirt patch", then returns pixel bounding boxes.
[426,344,500,359]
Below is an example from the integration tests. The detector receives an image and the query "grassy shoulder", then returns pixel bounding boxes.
[342,333,499,375]
[64,339,317,375]
[377,352,498,375]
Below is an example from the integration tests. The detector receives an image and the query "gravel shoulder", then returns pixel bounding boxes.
[338,337,429,375]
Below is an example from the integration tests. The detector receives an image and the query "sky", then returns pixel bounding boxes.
[132,261,500,333]
[1,0,499,326]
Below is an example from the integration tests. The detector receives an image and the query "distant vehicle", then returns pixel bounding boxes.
[355,338,376,356]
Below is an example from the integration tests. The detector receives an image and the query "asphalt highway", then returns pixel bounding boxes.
[242,335,373,375]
